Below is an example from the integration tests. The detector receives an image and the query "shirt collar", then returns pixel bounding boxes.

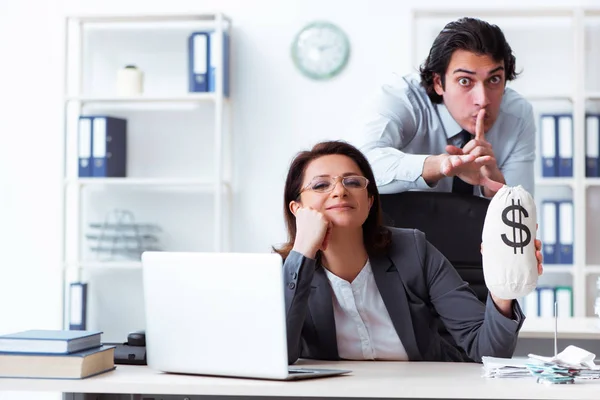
[436,103,463,140]
[323,259,372,286]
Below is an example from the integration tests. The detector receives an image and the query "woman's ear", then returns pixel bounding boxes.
[289,200,301,216]
[368,195,374,210]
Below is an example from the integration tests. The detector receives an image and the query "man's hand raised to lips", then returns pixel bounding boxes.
[444,109,506,197]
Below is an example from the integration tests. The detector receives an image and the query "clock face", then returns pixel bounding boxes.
[291,21,350,80]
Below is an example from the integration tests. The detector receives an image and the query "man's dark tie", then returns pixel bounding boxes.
[449,129,474,195]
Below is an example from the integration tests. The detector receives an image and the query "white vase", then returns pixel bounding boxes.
[117,65,144,96]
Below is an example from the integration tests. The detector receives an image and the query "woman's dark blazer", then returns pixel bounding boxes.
[284,227,524,364]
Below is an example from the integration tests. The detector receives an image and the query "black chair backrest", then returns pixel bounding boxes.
[379,191,490,302]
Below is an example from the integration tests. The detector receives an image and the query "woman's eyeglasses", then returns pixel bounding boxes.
[299,175,369,194]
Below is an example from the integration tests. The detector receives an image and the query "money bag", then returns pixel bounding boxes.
[482,185,538,300]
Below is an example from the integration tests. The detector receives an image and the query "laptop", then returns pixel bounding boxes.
[141,251,351,380]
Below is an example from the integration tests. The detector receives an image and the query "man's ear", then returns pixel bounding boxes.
[433,73,444,96]
[289,200,301,216]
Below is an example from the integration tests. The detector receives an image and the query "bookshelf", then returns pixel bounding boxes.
[61,13,232,341]
[65,94,218,103]
[410,7,600,320]
[65,178,229,188]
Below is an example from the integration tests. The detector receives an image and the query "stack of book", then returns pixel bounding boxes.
[0,330,115,379]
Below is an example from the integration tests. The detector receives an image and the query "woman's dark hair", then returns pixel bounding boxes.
[273,141,391,260]
[419,17,519,104]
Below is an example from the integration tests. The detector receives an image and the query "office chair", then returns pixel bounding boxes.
[379,191,491,360]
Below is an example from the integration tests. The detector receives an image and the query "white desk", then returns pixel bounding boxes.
[520,317,600,339]
[1,360,600,400]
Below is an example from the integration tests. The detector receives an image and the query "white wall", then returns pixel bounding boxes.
[0,0,64,336]
[0,0,597,346]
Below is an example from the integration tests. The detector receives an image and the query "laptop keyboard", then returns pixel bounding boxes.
[288,368,316,374]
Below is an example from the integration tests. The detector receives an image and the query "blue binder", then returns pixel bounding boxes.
[188,32,209,92]
[540,114,558,177]
[557,200,574,264]
[586,114,600,177]
[78,117,93,177]
[557,114,573,177]
[541,200,558,264]
[91,116,127,177]
[208,31,230,97]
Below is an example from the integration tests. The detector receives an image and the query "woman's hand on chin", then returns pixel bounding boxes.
[291,207,332,259]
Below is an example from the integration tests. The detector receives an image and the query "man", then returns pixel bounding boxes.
[356,17,535,198]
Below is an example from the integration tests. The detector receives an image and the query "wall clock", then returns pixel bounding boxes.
[291,21,350,80]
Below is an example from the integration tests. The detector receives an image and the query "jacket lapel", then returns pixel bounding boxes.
[308,266,339,359]
[371,254,422,361]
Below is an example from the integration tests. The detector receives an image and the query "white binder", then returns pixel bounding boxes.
[555,287,573,318]
[538,287,555,318]
[524,290,540,317]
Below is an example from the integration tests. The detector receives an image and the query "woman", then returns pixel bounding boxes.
[275,141,542,364]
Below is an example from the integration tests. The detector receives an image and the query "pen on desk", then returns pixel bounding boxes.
[554,301,558,357]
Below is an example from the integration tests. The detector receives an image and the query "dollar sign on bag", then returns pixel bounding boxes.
[501,199,531,254]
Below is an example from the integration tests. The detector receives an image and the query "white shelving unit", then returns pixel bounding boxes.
[411,7,600,320]
[65,94,218,103]
[66,177,229,188]
[61,13,232,338]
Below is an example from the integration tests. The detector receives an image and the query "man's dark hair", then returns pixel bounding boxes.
[419,17,518,104]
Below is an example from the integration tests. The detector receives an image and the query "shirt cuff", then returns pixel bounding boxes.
[475,186,485,198]
[486,292,525,331]
[415,176,437,190]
